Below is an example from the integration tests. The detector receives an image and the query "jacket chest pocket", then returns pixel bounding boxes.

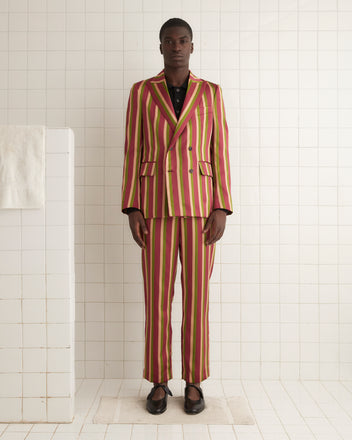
[198,106,213,116]
[199,161,213,177]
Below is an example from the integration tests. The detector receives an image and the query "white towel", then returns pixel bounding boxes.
[0,125,45,209]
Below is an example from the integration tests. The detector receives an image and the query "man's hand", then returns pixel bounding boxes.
[203,209,227,245]
[128,210,148,248]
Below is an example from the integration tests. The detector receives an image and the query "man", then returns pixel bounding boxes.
[121,18,232,415]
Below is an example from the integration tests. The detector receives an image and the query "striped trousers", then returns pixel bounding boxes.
[141,216,216,384]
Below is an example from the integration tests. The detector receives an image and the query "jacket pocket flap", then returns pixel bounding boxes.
[199,161,213,177]
[140,162,156,176]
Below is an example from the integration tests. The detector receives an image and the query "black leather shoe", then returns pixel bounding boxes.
[146,383,173,414]
[184,383,205,414]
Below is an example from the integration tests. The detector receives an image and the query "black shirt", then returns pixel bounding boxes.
[166,74,189,119]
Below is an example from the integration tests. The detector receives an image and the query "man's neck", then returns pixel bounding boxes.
[164,66,190,87]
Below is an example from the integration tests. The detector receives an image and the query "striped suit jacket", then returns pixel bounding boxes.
[121,70,233,219]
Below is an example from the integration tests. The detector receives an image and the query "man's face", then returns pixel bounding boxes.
[159,26,193,69]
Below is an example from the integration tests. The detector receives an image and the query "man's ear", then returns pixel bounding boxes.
[159,43,163,54]
[190,42,194,53]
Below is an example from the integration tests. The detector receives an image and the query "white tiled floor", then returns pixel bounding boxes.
[1,378,352,439]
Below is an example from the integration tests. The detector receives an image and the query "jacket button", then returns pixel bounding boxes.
[188,146,192,151]
[189,169,193,173]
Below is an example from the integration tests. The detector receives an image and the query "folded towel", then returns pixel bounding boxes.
[0,125,45,209]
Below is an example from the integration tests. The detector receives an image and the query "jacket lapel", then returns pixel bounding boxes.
[146,70,207,146]
[146,71,178,129]
[169,72,206,147]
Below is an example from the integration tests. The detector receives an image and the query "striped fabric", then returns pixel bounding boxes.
[121,70,233,219]
[141,217,216,383]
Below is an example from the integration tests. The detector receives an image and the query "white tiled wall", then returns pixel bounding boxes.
[0,128,75,422]
[0,0,351,386]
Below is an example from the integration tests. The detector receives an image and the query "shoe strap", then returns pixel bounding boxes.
[185,383,203,399]
[147,383,173,399]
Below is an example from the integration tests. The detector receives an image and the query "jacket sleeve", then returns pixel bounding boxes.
[121,82,144,214]
[211,84,233,215]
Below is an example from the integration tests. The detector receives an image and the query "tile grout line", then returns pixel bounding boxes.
[336,0,341,384]
[301,379,344,440]
[260,380,304,440]
[317,0,321,385]
[280,380,320,440]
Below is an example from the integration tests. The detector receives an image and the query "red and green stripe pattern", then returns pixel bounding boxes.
[141,217,215,383]
[121,70,233,218]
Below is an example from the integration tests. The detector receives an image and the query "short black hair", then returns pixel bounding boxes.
[159,18,193,42]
